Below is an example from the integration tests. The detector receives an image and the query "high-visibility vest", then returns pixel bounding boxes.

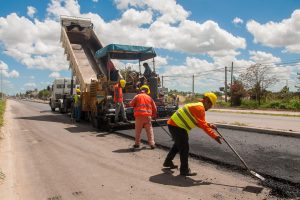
[73,94,81,106]
[133,93,154,117]
[170,102,203,132]
[114,84,123,103]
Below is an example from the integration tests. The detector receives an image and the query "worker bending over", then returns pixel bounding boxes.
[130,85,157,149]
[114,79,128,123]
[163,92,222,176]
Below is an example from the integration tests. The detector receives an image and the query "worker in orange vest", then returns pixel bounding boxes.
[129,85,157,149]
[114,79,128,123]
[163,92,222,176]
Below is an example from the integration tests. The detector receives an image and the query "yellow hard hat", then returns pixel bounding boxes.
[204,92,217,105]
[76,88,81,93]
[119,79,126,88]
[140,85,150,94]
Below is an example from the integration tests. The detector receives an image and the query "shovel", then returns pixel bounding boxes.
[215,128,265,181]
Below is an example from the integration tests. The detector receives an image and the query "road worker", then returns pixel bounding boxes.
[114,79,129,123]
[143,62,152,80]
[129,85,157,149]
[73,88,81,122]
[163,92,222,176]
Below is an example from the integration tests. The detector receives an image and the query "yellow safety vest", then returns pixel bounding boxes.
[171,102,203,133]
[73,94,81,106]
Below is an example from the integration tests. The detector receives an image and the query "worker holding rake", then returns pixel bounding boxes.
[163,92,222,176]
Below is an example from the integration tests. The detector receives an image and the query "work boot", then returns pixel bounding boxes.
[180,168,197,176]
[133,144,140,148]
[163,160,178,169]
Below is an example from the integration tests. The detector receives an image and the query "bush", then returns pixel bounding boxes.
[240,100,259,109]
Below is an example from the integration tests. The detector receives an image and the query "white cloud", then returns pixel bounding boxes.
[8,70,20,78]
[49,72,60,78]
[46,0,80,19]
[114,0,189,24]
[27,6,37,18]
[29,75,35,79]
[0,13,68,71]
[232,17,243,25]
[246,9,300,54]
[24,82,36,88]
[0,60,20,78]
[249,51,281,63]
[92,0,98,2]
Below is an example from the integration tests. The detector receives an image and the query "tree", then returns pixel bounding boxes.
[38,89,50,100]
[230,80,246,106]
[239,64,277,105]
[296,72,300,92]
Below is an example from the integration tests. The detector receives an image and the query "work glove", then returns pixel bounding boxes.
[215,136,222,144]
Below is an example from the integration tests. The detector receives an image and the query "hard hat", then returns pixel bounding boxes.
[204,92,217,105]
[76,88,81,93]
[119,79,126,88]
[140,85,150,94]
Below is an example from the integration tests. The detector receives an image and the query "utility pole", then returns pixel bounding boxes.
[225,66,227,102]
[161,76,164,88]
[230,62,233,106]
[192,74,195,94]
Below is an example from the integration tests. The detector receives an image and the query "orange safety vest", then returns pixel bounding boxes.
[114,84,123,103]
[130,93,157,117]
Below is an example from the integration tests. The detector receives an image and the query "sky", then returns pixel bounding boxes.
[0,0,300,95]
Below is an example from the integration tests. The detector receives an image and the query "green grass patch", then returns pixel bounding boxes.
[0,100,6,127]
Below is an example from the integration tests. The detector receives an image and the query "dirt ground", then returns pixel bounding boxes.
[0,100,276,200]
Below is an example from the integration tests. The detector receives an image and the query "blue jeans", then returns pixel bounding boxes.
[74,106,81,121]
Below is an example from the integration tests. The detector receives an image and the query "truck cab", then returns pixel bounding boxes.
[49,78,73,112]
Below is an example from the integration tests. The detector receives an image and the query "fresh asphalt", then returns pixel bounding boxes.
[116,124,300,184]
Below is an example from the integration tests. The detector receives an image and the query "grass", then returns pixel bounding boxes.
[0,99,6,127]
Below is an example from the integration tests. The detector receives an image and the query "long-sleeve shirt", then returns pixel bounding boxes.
[168,103,218,139]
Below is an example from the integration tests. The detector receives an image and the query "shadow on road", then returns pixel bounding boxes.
[149,169,248,190]
[112,146,149,153]
[149,172,211,187]
[65,126,95,133]
[15,114,73,124]
[15,115,97,134]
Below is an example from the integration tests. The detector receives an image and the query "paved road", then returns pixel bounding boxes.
[11,100,300,183]
[0,100,274,200]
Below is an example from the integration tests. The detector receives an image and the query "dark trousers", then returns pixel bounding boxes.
[165,125,189,173]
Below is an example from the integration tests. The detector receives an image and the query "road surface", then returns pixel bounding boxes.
[0,100,295,199]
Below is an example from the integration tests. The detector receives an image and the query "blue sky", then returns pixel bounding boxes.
[0,0,300,95]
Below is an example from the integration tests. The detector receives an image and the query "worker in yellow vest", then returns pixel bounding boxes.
[73,88,81,122]
[163,92,222,176]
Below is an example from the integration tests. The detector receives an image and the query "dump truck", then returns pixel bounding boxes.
[60,16,175,130]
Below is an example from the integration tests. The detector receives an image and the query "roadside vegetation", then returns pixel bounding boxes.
[0,99,5,127]
[172,67,300,111]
